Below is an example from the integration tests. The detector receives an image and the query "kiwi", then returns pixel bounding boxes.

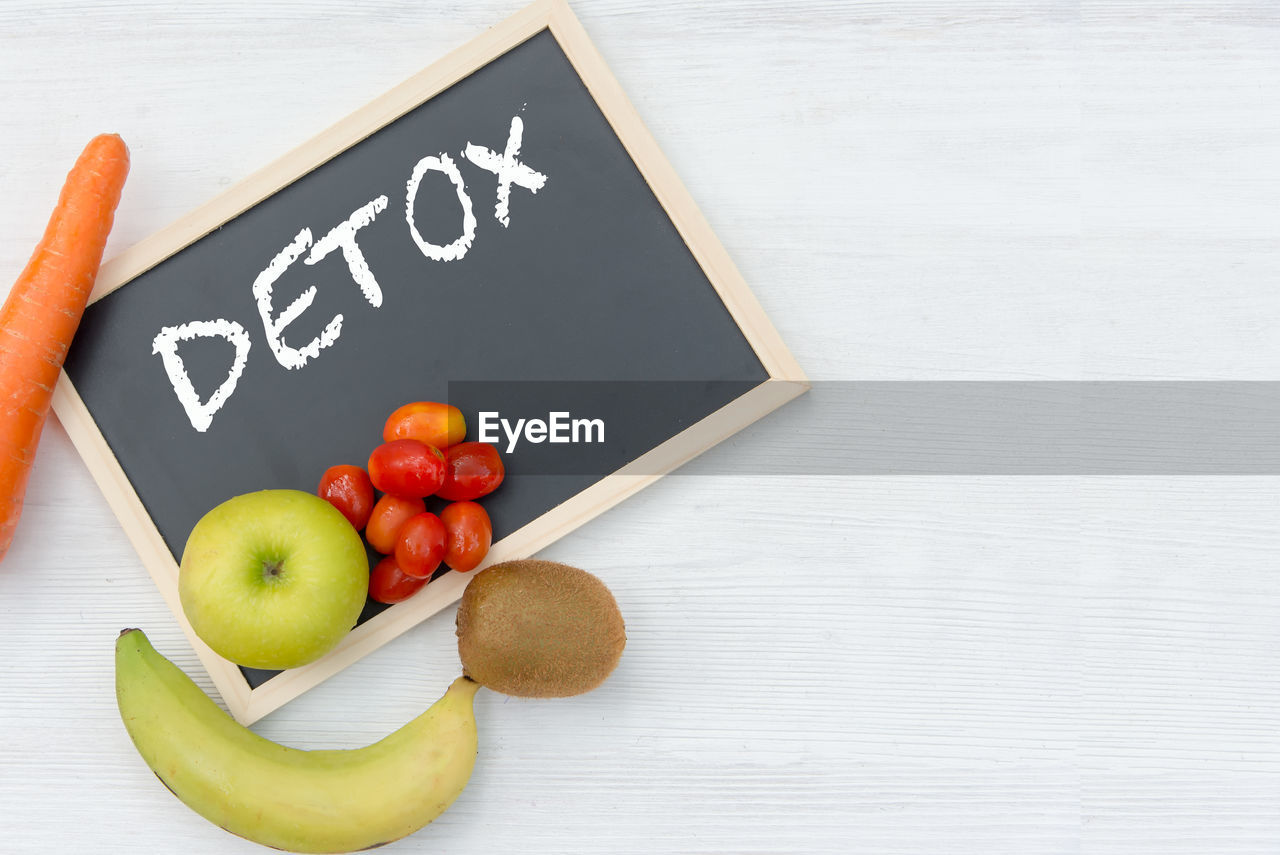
[456,559,626,698]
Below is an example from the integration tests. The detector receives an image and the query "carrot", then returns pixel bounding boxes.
[0,134,130,562]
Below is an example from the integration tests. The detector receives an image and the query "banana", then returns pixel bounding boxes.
[115,628,480,853]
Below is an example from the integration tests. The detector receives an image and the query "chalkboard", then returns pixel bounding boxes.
[54,0,805,724]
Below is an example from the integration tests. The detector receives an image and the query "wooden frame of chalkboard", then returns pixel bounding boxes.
[52,0,807,724]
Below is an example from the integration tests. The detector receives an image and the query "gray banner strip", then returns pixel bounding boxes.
[689,382,1280,475]
[447,381,1280,475]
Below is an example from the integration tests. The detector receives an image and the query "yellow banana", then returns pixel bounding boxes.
[115,628,480,853]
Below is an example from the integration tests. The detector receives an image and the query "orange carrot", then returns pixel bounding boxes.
[0,134,130,562]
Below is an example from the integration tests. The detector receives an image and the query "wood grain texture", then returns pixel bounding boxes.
[1,1,1279,853]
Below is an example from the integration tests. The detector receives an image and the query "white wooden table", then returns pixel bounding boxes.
[2,2,1279,853]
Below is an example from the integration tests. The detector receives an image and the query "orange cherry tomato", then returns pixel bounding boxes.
[383,402,466,451]
[436,442,504,502]
[440,501,492,572]
[317,464,374,531]
[365,494,426,554]
[395,512,447,579]
[368,555,429,604]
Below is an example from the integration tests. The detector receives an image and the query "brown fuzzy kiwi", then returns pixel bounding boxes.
[456,559,626,698]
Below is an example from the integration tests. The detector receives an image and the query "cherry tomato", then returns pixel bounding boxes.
[368,555,429,604]
[440,501,492,573]
[316,464,374,530]
[436,442,504,501]
[368,439,446,499]
[383,401,466,451]
[395,512,447,579]
[365,494,426,554]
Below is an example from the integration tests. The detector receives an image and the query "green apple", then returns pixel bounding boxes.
[179,489,368,670]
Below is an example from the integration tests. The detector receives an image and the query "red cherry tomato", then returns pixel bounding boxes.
[395,512,447,579]
[436,442,504,501]
[317,465,374,530]
[365,494,426,554]
[368,555,429,604]
[440,501,492,573]
[383,402,467,451]
[368,439,446,499]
